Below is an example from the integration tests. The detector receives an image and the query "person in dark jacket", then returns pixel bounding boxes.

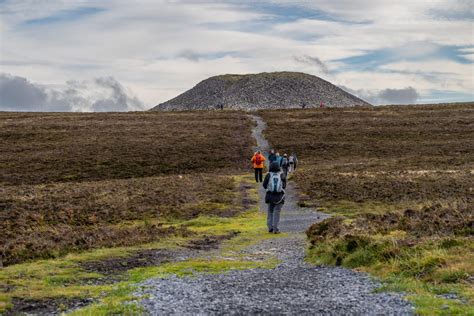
[288,153,298,173]
[262,161,287,233]
[268,149,277,164]
[281,153,290,176]
[275,152,283,167]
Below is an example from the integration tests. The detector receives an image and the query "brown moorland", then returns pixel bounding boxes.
[0,111,253,185]
[259,103,473,209]
[260,103,474,313]
[0,111,255,265]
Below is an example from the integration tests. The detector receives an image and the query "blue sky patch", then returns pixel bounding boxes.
[243,2,371,24]
[21,7,105,27]
[419,90,474,103]
[200,2,371,36]
[334,44,473,71]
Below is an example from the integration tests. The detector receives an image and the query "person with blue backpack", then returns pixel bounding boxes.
[262,161,287,234]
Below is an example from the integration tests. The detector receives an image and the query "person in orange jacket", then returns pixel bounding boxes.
[251,150,266,183]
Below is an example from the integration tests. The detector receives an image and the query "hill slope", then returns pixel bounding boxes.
[152,72,371,111]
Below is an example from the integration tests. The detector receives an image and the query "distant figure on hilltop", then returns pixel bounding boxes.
[250,150,266,183]
[263,161,287,234]
[301,102,307,109]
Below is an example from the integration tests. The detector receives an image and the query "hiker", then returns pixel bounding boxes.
[268,149,277,164]
[288,153,298,173]
[281,153,290,176]
[301,102,307,109]
[263,161,287,233]
[275,152,283,167]
[251,150,265,183]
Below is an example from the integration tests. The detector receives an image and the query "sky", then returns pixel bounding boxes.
[0,0,473,111]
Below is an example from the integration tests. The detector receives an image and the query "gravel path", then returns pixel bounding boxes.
[135,115,413,315]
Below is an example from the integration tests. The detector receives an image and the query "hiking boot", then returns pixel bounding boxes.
[273,229,280,234]
[268,228,273,233]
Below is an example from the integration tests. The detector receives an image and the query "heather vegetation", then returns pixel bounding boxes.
[0,110,265,314]
[260,103,474,314]
[0,111,255,267]
[0,111,252,185]
[2,104,473,314]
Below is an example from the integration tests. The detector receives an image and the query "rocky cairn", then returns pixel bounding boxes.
[152,72,371,111]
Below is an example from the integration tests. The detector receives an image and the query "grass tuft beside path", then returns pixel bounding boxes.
[261,104,474,315]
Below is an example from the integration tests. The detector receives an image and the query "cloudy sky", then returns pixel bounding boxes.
[0,0,473,111]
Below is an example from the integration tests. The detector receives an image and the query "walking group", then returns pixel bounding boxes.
[250,150,298,234]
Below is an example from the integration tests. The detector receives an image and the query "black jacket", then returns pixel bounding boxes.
[263,162,287,204]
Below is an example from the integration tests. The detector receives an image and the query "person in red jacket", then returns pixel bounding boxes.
[251,150,266,183]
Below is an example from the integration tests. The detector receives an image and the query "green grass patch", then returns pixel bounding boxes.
[128,258,277,283]
[307,233,474,314]
[1,174,281,314]
[319,200,404,218]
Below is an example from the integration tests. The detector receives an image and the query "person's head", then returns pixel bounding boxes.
[269,161,281,172]
[256,150,261,155]
[283,153,288,157]
[276,152,280,156]
[270,149,275,154]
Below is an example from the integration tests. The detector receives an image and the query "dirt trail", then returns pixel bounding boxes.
[136,114,413,315]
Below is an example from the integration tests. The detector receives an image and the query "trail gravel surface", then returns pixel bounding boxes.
[135,115,413,315]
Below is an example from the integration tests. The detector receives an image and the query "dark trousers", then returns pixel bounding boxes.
[254,168,263,182]
[282,166,288,177]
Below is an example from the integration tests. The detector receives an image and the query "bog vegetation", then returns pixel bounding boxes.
[260,103,474,314]
[0,111,254,266]
[1,104,473,314]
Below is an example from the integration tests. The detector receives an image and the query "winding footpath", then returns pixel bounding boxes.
[136,115,413,315]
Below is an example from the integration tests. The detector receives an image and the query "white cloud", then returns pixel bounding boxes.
[341,85,420,105]
[0,73,144,112]
[380,60,474,92]
[0,0,472,109]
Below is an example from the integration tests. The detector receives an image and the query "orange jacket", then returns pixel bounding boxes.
[251,153,265,169]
